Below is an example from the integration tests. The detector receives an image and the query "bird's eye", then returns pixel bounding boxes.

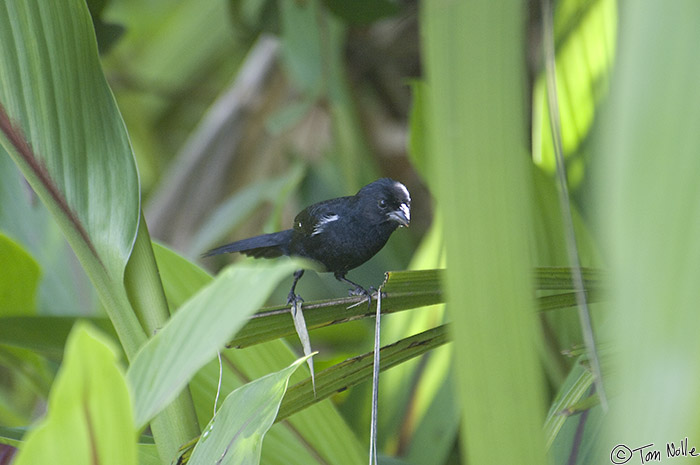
[378,199,387,209]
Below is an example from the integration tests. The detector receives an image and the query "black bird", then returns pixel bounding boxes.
[204,178,411,304]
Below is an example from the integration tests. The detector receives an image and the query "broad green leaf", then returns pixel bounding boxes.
[422,3,546,465]
[153,244,366,465]
[188,355,311,465]
[127,261,296,428]
[13,323,136,465]
[0,0,145,356]
[599,0,700,458]
[0,0,139,280]
[376,219,452,459]
[0,233,40,316]
[153,243,213,311]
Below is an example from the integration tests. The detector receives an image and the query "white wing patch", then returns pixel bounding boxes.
[311,214,339,236]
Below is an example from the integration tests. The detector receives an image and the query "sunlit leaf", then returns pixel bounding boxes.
[188,355,311,465]
[533,0,617,188]
[0,0,139,281]
[13,323,136,465]
[153,244,366,465]
[599,0,700,454]
[127,261,296,428]
[0,0,145,357]
[422,2,547,465]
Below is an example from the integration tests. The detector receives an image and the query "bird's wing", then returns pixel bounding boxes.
[293,197,348,237]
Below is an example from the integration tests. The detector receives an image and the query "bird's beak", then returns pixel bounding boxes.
[389,203,410,227]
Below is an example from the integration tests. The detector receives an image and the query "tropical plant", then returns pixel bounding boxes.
[2,1,699,465]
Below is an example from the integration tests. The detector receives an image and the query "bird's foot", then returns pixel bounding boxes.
[287,292,304,308]
[346,285,374,309]
[348,285,374,298]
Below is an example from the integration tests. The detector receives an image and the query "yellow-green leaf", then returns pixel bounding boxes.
[127,261,296,428]
[13,323,136,465]
[0,233,40,316]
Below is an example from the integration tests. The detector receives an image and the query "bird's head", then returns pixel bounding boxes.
[357,178,411,227]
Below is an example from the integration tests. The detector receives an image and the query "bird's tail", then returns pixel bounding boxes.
[202,229,294,259]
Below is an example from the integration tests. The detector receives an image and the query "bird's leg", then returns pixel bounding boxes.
[334,272,371,299]
[287,269,305,307]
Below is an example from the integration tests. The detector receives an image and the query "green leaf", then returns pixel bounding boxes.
[407,80,433,185]
[277,324,450,421]
[533,0,617,187]
[153,244,366,465]
[229,269,443,348]
[0,0,145,356]
[0,316,113,361]
[544,357,594,450]
[127,261,296,428]
[599,0,700,451]
[0,425,26,447]
[0,233,40,316]
[13,323,136,465]
[153,243,213,310]
[422,2,547,464]
[404,369,460,465]
[0,156,96,316]
[0,0,139,280]
[137,443,161,465]
[188,355,311,465]
[228,268,604,348]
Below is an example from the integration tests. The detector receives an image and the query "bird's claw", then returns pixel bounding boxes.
[345,285,375,310]
[287,293,304,306]
[348,286,371,298]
